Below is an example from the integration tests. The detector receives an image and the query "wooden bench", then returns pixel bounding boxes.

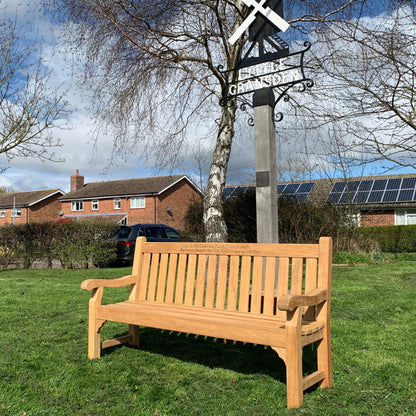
[81,236,333,408]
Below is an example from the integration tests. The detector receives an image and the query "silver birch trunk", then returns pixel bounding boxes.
[203,103,237,242]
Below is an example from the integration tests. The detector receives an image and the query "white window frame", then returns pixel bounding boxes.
[71,201,84,212]
[11,207,21,217]
[130,196,145,209]
[0,209,5,218]
[114,198,121,210]
[395,209,416,225]
[92,200,99,211]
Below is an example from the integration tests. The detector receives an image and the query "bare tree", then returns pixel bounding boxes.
[46,0,362,241]
[285,2,416,174]
[0,6,68,168]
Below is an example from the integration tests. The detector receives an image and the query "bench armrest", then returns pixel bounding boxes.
[278,289,327,312]
[81,275,136,291]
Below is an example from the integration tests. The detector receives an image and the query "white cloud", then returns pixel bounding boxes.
[1,1,415,196]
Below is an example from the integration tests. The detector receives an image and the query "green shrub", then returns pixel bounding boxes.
[358,225,416,252]
[0,221,117,269]
[184,189,357,249]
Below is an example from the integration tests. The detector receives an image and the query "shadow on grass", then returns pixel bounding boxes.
[102,327,318,385]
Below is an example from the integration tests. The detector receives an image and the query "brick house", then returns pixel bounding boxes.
[58,171,202,230]
[0,189,64,225]
[226,173,416,227]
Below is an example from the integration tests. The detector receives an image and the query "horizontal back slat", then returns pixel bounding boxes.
[132,237,331,317]
[143,241,319,258]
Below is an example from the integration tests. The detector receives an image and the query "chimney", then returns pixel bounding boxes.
[70,169,84,191]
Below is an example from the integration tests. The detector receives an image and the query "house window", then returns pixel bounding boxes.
[1,209,5,217]
[114,198,121,210]
[395,210,416,225]
[131,197,145,209]
[92,200,99,210]
[11,207,21,217]
[71,201,83,211]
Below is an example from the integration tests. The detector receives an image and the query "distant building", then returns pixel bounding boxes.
[225,173,416,227]
[58,171,202,229]
[0,189,65,225]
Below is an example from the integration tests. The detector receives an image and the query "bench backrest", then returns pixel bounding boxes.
[129,237,332,318]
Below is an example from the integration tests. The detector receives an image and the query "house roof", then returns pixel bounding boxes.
[60,174,200,201]
[0,189,64,208]
[225,173,416,210]
[57,213,128,223]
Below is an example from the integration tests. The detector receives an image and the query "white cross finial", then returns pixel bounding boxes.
[229,0,290,45]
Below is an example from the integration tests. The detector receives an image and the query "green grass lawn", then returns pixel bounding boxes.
[0,262,415,415]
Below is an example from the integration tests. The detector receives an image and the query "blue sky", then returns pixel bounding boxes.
[0,0,413,193]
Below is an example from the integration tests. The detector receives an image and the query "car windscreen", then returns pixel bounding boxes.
[116,226,132,239]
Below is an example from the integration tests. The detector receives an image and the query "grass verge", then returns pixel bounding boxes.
[0,263,415,415]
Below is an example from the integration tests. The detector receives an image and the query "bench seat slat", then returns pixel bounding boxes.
[98,301,325,345]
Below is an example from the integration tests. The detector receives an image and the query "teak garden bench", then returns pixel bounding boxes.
[81,237,333,408]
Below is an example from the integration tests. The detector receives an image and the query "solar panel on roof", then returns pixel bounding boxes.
[283,183,298,193]
[345,181,360,192]
[339,193,353,204]
[327,193,341,203]
[397,189,414,202]
[387,178,401,189]
[367,191,383,203]
[382,190,399,202]
[372,179,387,191]
[354,192,369,204]
[277,185,286,193]
[298,182,314,193]
[332,182,345,192]
[328,177,416,205]
[401,178,416,189]
[358,180,373,191]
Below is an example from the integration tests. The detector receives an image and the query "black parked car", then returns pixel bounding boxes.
[115,223,179,265]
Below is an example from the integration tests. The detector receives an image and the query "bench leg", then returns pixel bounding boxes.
[317,328,332,388]
[88,319,104,359]
[87,288,104,360]
[286,326,303,408]
[129,324,140,347]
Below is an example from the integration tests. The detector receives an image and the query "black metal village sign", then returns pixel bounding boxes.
[219,0,312,110]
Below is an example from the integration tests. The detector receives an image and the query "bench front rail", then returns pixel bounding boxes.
[81,236,333,408]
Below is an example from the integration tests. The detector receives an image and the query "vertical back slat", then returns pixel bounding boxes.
[216,255,228,309]
[184,254,197,305]
[156,253,169,302]
[194,255,207,306]
[251,256,263,314]
[138,253,151,300]
[205,255,218,308]
[239,256,252,312]
[304,258,318,321]
[165,253,178,303]
[227,256,240,311]
[174,254,187,304]
[275,257,289,319]
[263,257,277,315]
[147,253,160,301]
[291,257,304,295]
